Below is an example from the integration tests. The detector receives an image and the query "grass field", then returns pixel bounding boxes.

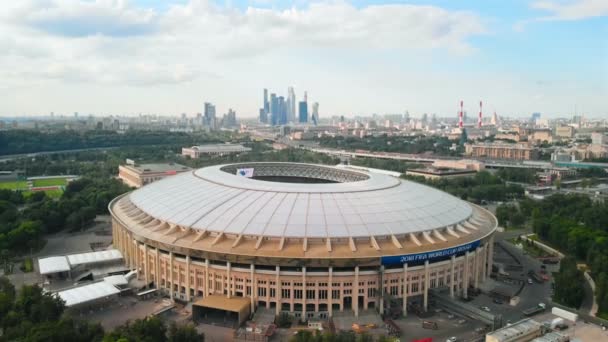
[32,178,68,187]
[0,180,28,190]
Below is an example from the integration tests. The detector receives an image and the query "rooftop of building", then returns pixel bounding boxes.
[121,162,191,174]
[109,163,497,260]
[486,318,542,341]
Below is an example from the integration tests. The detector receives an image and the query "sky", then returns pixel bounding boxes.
[0,0,606,118]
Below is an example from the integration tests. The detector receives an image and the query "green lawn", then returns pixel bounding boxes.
[32,178,67,187]
[0,180,28,190]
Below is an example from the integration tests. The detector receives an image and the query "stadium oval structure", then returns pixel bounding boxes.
[110,162,497,318]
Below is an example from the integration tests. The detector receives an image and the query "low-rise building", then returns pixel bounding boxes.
[465,142,539,160]
[181,143,252,158]
[405,167,477,180]
[555,126,575,139]
[485,318,543,342]
[118,162,191,188]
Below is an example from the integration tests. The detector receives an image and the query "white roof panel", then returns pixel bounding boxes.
[126,163,474,239]
[38,256,70,275]
[56,281,120,307]
[67,249,123,266]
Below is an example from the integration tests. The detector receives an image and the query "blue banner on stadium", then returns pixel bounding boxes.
[381,240,481,266]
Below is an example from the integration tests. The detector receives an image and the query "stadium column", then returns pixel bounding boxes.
[482,245,487,281]
[143,244,149,285]
[450,255,455,298]
[169,252,174,300]
[423,260,429,312]
[155,248,160,290]
[186,255,191,301]
[487,236,494,277]
[354,266,359,317]
[328,267,333,317]
[204,259,209,296]
[226,261,231,299]
[463,252,470,299]
[302,267,307,320]
[402,263,408,317]
[250,264,255,314]
[379,266,385,315]
[474,248,480,288]
[275,266,281,316]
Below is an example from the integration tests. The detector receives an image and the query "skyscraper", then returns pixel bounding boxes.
[204,102,216,130]
[312,102,319,125]
[263,89,269,115]
[278,96,287,125]
[288,87,296,123]
[270,93,278,125]
[298,101,308,123]
[259,108,267,124]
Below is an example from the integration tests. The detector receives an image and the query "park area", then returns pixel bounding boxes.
[0,176,72,198]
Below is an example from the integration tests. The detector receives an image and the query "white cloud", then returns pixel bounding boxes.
[0,0,486,88]
[531,0,608,21]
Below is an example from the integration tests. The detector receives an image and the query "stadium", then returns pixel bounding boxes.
[109,162,497,323]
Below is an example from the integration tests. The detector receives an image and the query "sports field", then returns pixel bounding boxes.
[0,177,67,198]
[32,178,68,187]
[0,180,28,190]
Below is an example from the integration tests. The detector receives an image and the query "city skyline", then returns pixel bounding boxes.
[0,0,606,118]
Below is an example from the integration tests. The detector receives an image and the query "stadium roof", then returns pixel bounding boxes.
[125,163,475,239]
[38,250,124,275]
[67,249,123,266]
[56,281,120,307]
[38,256,71,275]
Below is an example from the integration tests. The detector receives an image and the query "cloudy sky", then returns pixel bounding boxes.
[0,0,606,118]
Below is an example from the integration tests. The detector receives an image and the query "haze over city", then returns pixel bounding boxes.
[1,0,606,118]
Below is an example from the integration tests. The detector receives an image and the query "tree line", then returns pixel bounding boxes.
[402,171,525,203]
[0,130,229,155]
[497,194,608,317]
[0,177,131,258]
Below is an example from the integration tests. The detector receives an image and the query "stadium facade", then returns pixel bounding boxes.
[110,163,497,319]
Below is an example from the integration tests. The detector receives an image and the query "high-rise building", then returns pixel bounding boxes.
[311,102,319,125]
[204,102,217,130]
[263,89,269,115]
[278,96,287,125]
[288,87,296,123]
[299,101,308,123]
[270,93,278,125]
[259,108,267,124]
[221,109,237,128]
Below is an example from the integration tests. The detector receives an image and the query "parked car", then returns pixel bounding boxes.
[446,337,457,342]
[493,298,504,304]
[480,306,491,312]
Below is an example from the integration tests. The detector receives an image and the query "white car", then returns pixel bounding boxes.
[446,337,457,342]
[480,306,491,312]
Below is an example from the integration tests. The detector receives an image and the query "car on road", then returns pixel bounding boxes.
[528,278,534,284]
[493,298,504,304]
[480,306,491,312]
[446,337,457,342]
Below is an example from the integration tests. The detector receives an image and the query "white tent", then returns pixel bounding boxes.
[56,281,120,307]
[38,256,70,275]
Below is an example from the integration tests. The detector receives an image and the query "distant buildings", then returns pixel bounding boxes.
[181,143,252,158]
[118,162,191,188]
[465,142,539,160]
[555,126,574,139]
[261,87,317,126]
